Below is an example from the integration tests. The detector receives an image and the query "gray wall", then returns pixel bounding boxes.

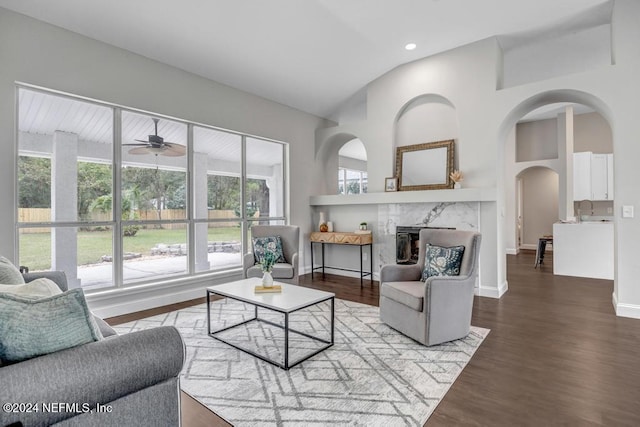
[0,8,330,315]
[516,118,558,162]
[574,112,613,153]
[521,167,559,247]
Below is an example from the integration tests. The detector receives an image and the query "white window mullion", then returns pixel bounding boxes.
[187,123,195,274]
[113,108,123,287]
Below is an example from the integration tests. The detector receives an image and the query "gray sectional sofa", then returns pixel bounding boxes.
[0,272,185,427]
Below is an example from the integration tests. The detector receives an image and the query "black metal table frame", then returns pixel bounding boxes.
[206,289,334,370]
[310,241,373,286]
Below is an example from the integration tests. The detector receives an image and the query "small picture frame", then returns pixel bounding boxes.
[385,177,398,192]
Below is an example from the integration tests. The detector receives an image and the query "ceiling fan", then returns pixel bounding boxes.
[124,118,186,157]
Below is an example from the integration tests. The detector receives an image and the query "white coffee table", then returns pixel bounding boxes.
[206,277,335,370]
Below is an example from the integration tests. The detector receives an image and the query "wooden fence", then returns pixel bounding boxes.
[18,208,243,233]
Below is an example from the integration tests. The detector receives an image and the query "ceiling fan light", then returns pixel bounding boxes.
[147,146,166,154]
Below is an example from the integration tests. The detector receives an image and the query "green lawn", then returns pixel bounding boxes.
[19,227,241,270]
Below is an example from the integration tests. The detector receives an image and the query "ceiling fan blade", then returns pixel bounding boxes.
[123,143,151,147]
[128,147,153,155]
[161,144,187,157]
[135,138,150,143]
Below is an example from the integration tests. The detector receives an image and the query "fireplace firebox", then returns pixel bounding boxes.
[396,225,456,264]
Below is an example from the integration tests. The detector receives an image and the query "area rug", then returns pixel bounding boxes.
[113,298,489,426]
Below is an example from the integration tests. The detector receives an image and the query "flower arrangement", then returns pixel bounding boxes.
[450,170,464,183]
[260,250,278,273]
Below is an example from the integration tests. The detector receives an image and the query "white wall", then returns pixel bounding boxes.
[395,97,459,148]
[316,39,503,297]
[0,8,330,316]
[315,0,640,317]
[502,24,612,88]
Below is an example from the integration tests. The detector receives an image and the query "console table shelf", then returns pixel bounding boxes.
[310,232,373,286]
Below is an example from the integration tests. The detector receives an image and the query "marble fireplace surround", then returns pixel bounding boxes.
[309,188,503,298]
[378,201,478,266]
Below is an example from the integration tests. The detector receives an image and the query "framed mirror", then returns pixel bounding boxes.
[395,140,454,191]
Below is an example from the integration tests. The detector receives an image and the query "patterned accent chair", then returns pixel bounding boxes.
[379,229,481,346]
[243,225,300,284]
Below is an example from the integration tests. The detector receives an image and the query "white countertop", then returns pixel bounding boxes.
[556,221,613,225]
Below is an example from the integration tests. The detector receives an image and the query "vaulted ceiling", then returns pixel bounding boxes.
[0,0,612,120]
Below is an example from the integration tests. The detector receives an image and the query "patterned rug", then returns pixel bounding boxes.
[114,298,489,426]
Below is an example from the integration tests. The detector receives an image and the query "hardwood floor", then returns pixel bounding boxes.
[105,252,640,426]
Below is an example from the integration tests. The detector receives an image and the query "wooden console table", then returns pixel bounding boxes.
[310,232,373,286]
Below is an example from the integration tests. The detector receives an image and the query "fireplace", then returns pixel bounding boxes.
[396,225,456,264]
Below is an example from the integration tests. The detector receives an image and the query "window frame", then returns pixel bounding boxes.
[338,167,368,194]
[15,83,289,291]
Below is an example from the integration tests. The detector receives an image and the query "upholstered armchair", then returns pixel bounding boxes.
[243,225,300,284]
[379,229,481,346]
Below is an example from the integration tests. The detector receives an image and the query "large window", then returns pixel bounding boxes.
[16,86,287,290]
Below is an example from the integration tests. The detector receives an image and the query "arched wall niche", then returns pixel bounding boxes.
[315,132,367,195]
[393,94,459,175]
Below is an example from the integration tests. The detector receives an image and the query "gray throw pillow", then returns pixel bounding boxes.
[421,244,465,281]
[0,256,25,284]
[0,288,103,363]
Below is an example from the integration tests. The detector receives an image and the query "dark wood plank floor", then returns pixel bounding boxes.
[106,252,640,426]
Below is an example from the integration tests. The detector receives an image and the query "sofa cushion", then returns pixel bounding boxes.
[0,288,103,363]
[422,244,465,281]
[252,236,286,264]
[0,256,25,284]
[0,278,62,299]
[381,281,425,312]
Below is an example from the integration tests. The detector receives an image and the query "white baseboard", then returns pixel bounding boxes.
[87,269,243,318]
[612,292,640,319]
[476,280,508,298]
[506,248,519,255]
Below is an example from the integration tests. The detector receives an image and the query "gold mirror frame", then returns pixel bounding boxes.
[395,140,455,191]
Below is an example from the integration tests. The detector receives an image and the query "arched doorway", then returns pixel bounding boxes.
[498,90,614,282]
[516,166,559,252]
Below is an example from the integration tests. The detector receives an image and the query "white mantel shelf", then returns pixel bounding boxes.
[309,188,497,206]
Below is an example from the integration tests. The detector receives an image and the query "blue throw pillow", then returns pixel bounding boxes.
[252,236,286,264]
[0,288,103,363]
[421,244,465,281]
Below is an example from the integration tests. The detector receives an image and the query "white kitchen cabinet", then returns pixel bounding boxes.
[573,152,591,200]
[607,153,614,199]
[573,152,614,201]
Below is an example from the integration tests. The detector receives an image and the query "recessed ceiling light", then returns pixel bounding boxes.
[405,43,417,51]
